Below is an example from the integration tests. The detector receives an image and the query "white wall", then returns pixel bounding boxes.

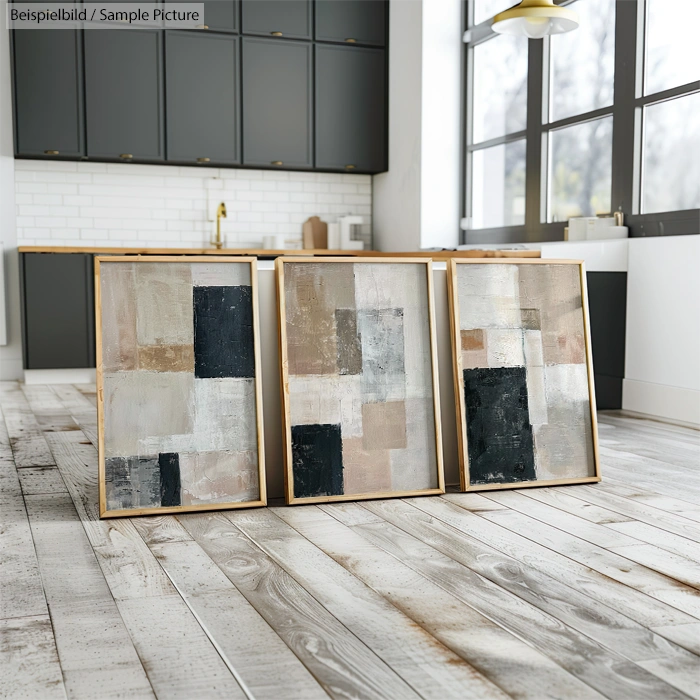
[623,235,700,426]
[15,161,372,249]
[372,0,422,251]
[373,0,462,252]
[0,2,24,380]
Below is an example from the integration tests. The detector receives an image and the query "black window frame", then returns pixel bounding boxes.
[462,0,700,244]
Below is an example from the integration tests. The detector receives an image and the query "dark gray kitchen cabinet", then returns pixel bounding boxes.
[12,29,84,158]
[201,0,239,32]
[20,254,95,370]
[315,0,387,47]
[166,32,240,165]
[242,38,312,168]
[84,29,164,161]
[315,44,386,173]
[241,0,311,39]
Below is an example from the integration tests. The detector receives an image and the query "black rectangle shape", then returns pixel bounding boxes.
[291,423,344,498]
[464,367,536,485]
[159,452,181,507]
[194,285,255,379]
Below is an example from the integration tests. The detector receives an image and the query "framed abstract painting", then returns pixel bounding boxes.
[447,259,600,491]
[96,256,266,518]
[277,258,444,504]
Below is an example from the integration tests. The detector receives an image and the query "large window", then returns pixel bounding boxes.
[463,0,700,241]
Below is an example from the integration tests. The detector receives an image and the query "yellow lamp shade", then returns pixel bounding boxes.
[493,0,579,38]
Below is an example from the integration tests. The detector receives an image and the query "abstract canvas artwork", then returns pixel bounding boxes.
[96,257,265,518]
[278,259,444,504]
[448,260,600,491]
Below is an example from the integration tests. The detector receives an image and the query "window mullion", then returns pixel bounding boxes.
[525,38,546,240]
[610,0,642,216]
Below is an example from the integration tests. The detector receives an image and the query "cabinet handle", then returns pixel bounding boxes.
[44,150,59,155]
[196,24,209,29]
[345,38,357,43]
[345,164,356,170]
[270,31,283,36]
[119,153,133,159]
[271,160,283,166]
[197,157,211,163]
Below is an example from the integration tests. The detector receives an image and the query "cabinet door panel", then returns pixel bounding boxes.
[84,29,164,161]
[315,45,386,173]
[22,254,95,370]
[242,38,312,168]
[202,0,239,32]
[166,32,239,164]
[12,29,84,157]
[241,0,311,39]
[315,0,387,47]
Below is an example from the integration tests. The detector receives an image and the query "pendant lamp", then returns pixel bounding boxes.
[492,0,579,38]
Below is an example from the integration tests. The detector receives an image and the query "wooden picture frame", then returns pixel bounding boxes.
[447,258,601,492]
[96,256,266,518]
[277,257,445,505]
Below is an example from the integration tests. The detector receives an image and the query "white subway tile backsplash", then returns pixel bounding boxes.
[15,161,372,248]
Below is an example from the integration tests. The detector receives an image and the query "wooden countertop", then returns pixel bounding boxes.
[18,246,541,259]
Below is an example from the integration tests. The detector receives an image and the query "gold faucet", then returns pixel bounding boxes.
[212,202,227,249]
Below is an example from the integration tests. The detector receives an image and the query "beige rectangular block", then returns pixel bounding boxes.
[137,345,194,373]
[461,330,488,369]
[190,262,251,287]
[288,375,363,438]
[362,401,407,450]
[390,398,438,491]
[284,263,355,376]
[100,262,137,372]
[135,262,193,347]
[180,450,259,505]
[103,371,194,459]
[457,264,521,330]
[353,263,433,400]
[518,264,586,365]
[523,330,544,367]
[485,328,525,368]
[342,437,392,495]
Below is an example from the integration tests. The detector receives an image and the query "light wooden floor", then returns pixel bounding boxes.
[2,382,700,700]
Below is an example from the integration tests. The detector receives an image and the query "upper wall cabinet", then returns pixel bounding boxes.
[12,29,84,158]
[315,0,387,47]
[242,38,313,168]
[187,0,239,33]
[84,29,164,161]
[241,0,312,40]
[315,45,386,173]
[166,32,240,165]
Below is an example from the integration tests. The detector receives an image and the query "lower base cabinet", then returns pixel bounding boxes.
[20,253,96,370]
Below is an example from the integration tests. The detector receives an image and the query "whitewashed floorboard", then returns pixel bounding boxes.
[150,538,329,700]
[0,615,66,700]
[5,384,700,700]
[276,505,606,700]
[231,507,511,700]
[179,511,420,700]
[0,384,54,467]
[24,493,154,699]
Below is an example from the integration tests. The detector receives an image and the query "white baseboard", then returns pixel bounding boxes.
[622,379,700,428]
[24,368,96,385]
